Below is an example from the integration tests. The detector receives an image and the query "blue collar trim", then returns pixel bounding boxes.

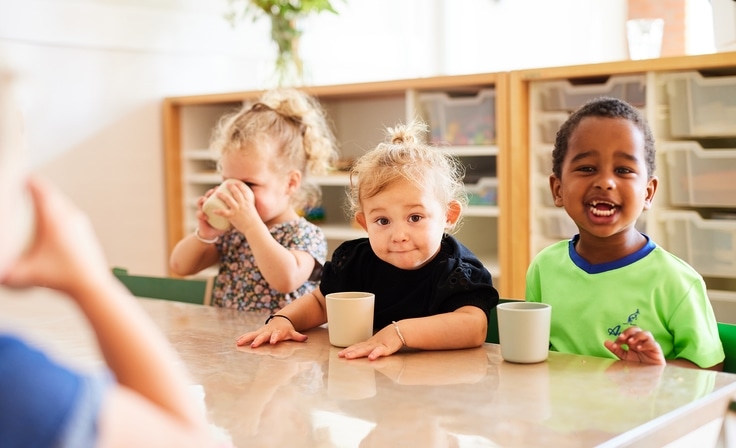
[568,233,656,274]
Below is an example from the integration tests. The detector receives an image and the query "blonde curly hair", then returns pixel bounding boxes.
[210,88,339,209]
[347,119,468,232]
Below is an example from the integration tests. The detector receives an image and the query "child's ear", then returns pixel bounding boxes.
[643,175,658,210]
[446,200,462,226]
[549,174,564,207]
[287,170,302,194]
[355,212,368,231]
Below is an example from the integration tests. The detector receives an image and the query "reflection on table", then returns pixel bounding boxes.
[2,288,735,447]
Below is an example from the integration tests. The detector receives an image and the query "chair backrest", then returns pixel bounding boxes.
[112,267,213,306]
[486,298,517,344]
[718,322,736,374]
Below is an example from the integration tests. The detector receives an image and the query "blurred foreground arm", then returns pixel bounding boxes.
[1,177,216,448]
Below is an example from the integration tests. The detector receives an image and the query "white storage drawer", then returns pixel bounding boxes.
[663,141,736,208]
[660,211,736,278]
[419,89,495,145]
[537,115,567,144]
[538,208,577,240]
[710,290,736,324]
[535,146,553,176]
[666,71,736,137]
[539,75,646,112]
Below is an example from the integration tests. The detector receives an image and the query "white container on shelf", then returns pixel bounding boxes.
[539,75,646,112]
[709,290,736,324]
[536,115,567,144]
[660,210,736,279]
[537,207,578,240]
[419,89,495,146]
[535,146,554,176]
[534,175,555,208]
[665,71,736,137]
[662,141,736,208]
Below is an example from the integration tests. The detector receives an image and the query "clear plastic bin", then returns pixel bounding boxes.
[539,75,646,112]
[466,177,498,206]
[665,71,736,137]
[663,141,736,208]
[420,89,495,145]
[536,179,555,208]
[660,210,736,278]
[535,147,553,176]
[538,208,577,240]
[537,116,567,144]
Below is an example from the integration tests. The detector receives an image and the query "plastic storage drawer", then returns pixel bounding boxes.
[666,71,736,137]
[535,147,553,176]
[420,89,495,145]
[660,211,736,278]
[663,141,736,208]
[537,115,567,144]
[539,75,646,112]
[538,208,577,240]
[466,177,498,206]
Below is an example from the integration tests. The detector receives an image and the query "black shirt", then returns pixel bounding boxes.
[319,235,499,330]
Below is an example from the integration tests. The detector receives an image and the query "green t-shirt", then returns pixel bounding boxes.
[525,236,724,368]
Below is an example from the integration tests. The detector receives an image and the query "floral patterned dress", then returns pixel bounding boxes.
[211,218,326,312]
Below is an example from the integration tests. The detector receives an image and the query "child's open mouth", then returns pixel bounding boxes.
[589,200,617,217]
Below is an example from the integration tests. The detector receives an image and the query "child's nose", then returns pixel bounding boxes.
[594,172,616,190]
[391,225,410,242]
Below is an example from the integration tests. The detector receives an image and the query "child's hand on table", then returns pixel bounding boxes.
[604,326,666,365]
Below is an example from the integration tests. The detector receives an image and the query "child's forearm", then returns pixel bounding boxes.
[243,223,316,292]
[70,273,201,426]
[392,308,487,350]
[276,291,328,330]
[169,234,219,276]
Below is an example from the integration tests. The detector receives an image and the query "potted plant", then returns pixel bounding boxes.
[225,0,341,86]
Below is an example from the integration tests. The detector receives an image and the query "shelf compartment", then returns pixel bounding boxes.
[663,141,736,208]
[539,75,646,112]
[537,207,577,240]
[709,289,736,324]
[419,89,496,146]
[660,210,736,279]
[534,175,555,208]
[665,71,736,137]
[466,177,497,207]
[534,146,554,177]
[537,115,567,144]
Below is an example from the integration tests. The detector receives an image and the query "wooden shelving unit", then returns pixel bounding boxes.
[162,73,512,295]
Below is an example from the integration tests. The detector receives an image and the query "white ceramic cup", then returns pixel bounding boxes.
[202,179,243,231]
[325,292,375,347]
[497,301,551,364]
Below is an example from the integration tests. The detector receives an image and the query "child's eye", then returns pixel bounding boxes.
[375,217,390,226]
[576,166,595,173]
[615,167,634,174]
[408,214,423,223]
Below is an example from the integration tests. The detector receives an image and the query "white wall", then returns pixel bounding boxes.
[0,0,629,275]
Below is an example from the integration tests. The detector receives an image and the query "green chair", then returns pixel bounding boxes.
[486,298,517,344]
[718,322,736,374]
[112,267,213,305]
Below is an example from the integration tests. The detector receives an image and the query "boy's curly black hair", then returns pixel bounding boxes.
[552,96,656,179]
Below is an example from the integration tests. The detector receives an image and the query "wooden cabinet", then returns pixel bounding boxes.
[162,73,513,296]
[507,52,736,319]
[163,52,736,307]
